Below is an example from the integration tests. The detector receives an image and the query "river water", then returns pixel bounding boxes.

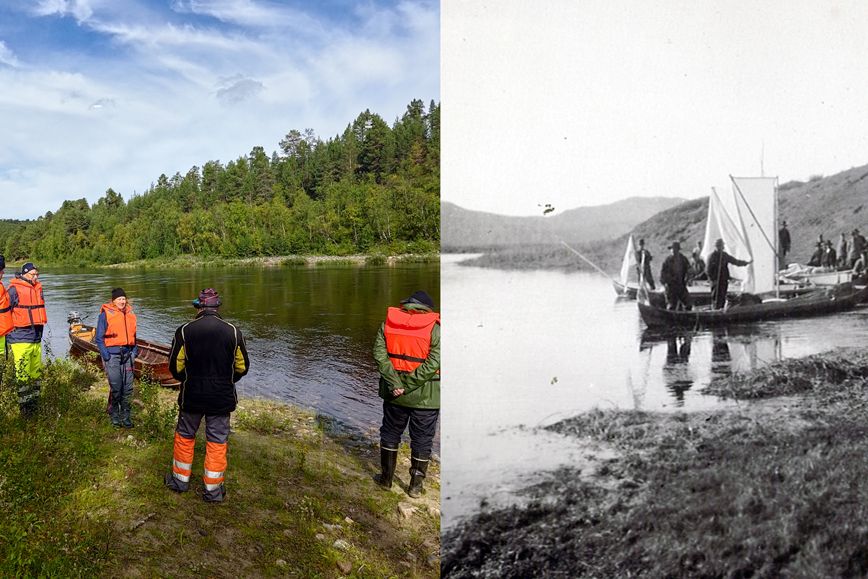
[30,262,440,443]
[441,254,868,529]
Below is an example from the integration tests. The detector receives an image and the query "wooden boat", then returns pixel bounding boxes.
[779,265,854,287]
[638,283,868,328]
[68,312,179,387]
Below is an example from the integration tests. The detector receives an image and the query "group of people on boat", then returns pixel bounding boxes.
[786,222,868,273]
[636,238,751,311]
[1,259,440,503]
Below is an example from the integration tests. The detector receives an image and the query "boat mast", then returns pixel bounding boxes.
[774,176,779,298]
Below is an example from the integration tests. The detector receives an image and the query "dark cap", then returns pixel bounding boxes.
[401,290,435,310]
[714,238,725,248]
[669,241,681,251]
[21,262,36,275]
[193,288,221,308]
[111,287,126,300]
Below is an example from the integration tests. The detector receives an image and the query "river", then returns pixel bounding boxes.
[441,254,868,529]
[32,262,440,444]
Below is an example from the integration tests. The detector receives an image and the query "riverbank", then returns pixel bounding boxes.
[443,348,868,577]
[0,359,440,577]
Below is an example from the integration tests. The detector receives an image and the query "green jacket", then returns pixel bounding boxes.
[373,305,440,409]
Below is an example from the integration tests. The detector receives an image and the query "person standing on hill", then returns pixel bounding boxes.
[95,288,138,428]
[706,239,751,310]
[373,290,440,498]
[164,289,250,503]
[837,233,848,269]
[849,229,867,268]
[778,221,791,265]
[660,241,692,311]
[635,239,655,290]
[7,263,46,417]
[0,256,13,363]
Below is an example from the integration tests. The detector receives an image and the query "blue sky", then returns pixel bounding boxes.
[0,0,439,219]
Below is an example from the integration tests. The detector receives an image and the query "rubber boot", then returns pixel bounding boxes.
[121,395,133,428]
[407,456,429,498]
[376,447,398,489]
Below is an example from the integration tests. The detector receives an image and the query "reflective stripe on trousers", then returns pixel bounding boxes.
[170,411,230,488]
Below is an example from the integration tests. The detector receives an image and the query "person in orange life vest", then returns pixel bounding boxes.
[95,288,138,428]
[164,288,249,503]
[373,290,440,498]
[7,262,47,417]
[0,255,14,360]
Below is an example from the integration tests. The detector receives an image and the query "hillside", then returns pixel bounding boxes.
[441,197,686,251]
[460,164,868,274]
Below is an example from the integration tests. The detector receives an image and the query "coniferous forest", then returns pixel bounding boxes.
[2,99,439,265]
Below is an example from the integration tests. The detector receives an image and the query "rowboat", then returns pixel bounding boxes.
[638,281,868,328]
[778,264,854,287]
[67,312,179,387]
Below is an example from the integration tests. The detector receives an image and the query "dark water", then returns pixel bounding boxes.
[442,256,868,528]
[33,263,439,441]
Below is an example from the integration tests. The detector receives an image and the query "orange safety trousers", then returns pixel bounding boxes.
[169,411,230,492]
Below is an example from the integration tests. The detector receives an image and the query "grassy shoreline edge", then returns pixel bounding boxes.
[443,347,868,578]
[0,357,440,577]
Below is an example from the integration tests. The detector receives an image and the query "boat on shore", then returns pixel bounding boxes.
[778,264,854,287]
[639,283,867,328]
[67,312,179,387]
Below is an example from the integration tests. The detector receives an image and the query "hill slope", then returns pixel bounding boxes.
[442,197,686,251]
[461,164,868,273]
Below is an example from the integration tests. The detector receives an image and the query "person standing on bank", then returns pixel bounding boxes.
[635,239,655,289]
[706,239,751,310]
[95,288,138,428]
[778,221,791,265]
[165,289,249,503]
[7,262,46,417]
[0,256,13,362]
[660,241,692,311]
[373,290,440,498]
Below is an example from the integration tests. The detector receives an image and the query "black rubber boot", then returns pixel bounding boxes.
[376,447,398,489]
[407,456,430,498]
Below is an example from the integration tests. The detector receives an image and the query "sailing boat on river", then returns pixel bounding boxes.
[638,176,867,327]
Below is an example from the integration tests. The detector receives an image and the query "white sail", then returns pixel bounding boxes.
[731,177,777,294]
[619,234,637,286]
[701,187,754,292]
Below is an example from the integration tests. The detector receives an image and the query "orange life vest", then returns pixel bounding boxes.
[0,283,12,336]
[101,302,137,347]
[383,307,440,373]
[9,276,47,328]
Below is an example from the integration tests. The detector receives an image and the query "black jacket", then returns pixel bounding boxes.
[169,310,250,414]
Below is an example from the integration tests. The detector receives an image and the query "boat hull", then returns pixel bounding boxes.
[69,323,179,387]
[638,283,867,328]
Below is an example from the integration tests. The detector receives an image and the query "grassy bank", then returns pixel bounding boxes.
[0,357,440,577]
[443,348,868,577]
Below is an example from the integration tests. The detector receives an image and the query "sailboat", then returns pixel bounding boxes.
[638,176,866,327]
[612,235,639,298]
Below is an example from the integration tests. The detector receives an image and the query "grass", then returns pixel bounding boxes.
[0,357,440,577]
[442,347,868,577]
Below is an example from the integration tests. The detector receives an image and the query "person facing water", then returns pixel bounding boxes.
[0,255,13,363]
[95,288,138,428]
[7,262,47,417]
[706,239,751,310]
[164,288,250,503]
[373,290,440,498]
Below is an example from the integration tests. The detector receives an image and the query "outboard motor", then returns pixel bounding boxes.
[67,311,82,326]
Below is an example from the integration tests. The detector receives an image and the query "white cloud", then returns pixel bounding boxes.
[0,41,21,68]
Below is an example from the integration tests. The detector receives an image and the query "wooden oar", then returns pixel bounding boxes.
[560,240,615,280]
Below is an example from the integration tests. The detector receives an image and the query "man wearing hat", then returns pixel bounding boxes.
[95,288,138,428]
[7,262,47,416]
[373,290,440,498]
[706,239,751,310]
[165,288,250,503]
[778,220,791,265]
[660,241,692,311]
[849,229,866,269]
[635,239,656,290]
[0,256,13,362]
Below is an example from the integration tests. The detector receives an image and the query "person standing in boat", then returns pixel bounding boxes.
[660,241,692,311]
[635,239,655,290]
[836,233,848,269]
[165,288,249,503]
[820,240,837,270]
[7,263,46,417]
[706,239,751,310]
[373,290,440,498]
[849,229,867,268]
[778,221,791,266]
[689,241,707,282]
[95,288,138,429]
